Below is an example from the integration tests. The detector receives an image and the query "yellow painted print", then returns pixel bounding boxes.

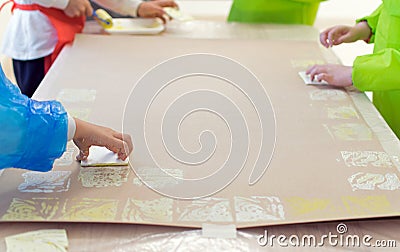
[122,198,173,222]
[62,198,118,221]
[342,195,391,215]
[2,198,59,221]
[286,197,333,216]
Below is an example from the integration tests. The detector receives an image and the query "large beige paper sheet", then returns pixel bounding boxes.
[1,35,399,228]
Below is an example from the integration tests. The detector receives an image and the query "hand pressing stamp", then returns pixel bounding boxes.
[81,146,129,167]
[298,71,328,85]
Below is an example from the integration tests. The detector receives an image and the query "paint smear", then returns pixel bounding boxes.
[132,167,183,189]
[78,166,130,187]
[348,172,400,191]
[5,229,68,252]
[57,89,96,103]
[309,89,347,101]
[290,59,325,69]
[177,197,233,222]
[122,198,173,222]
[62,198,118,221]
[286,197,332,216]
[341,151,393,168]
[18,171,71,193]
[234,196,284,222]
[326,105,359,119]
[54,144,76,167]
[2,198,59,221]
[324,123,372,141]
[342,195,391,214]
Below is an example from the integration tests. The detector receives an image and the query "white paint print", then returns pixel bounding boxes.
[324,123,372,141]
[18,171,71,193]
[57,89,96,103]
[78,166,130,187]
[378,173,400,190]
[327,106,359,120]
[0,169,4,177]
[309,89,347,101]
[132,167,183,189]
[234,196,285,222]
[341,151,393,168]
[122,198,173,222]
[348,172,400,191]
[348,172,384,191]
[177,198,233,222]
[54,144,76,167]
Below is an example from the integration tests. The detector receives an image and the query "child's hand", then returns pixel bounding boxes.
[72,118,133,161]
[64,0,93,17]
[320,25,357,48]
[306,64,353,87]
[320,22,372,48]
[137,0,178,23]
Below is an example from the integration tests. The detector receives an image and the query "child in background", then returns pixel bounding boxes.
[0,65,133,171]
[0,0,178,97]
[306,1,400,139]
[227,0,325,25]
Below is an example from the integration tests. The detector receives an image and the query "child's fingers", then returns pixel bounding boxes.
[327,31,337,47]
[320,32,329,48]
[336,33,351,44]
[112,132,134,156]
[157,0,178,8]
[85,3,93,17]
[100,134,132,161]
[117,141,131,161]
[305,64,318,75]
[307,65,326,81]
[316,73,329,82]
[148,8,167,22]
[76,147,89,161]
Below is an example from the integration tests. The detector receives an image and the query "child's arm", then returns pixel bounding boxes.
[305,48,400,91]
[93,0,178,23]
[320,22,371,48]
[0,66,69,172]
[72,118,133,161]
[0,66,133,171]
[33,0,93,17]
[353,49,400,91]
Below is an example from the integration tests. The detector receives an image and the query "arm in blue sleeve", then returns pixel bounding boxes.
[0,65,67,171]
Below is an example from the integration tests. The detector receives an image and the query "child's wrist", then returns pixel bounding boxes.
[67,114,76,141]
[73,118,86,140]
[356,21,372,42]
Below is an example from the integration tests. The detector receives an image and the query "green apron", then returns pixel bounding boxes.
[352,0,400,139]
[227,0,325,25]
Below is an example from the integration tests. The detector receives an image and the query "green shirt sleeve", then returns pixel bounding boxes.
[356,4,383,43]
[353,48,400,91]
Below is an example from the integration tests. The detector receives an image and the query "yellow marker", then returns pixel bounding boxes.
[93,9,113,29]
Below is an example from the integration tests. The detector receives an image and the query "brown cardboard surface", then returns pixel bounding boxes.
[1,34,400,228]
